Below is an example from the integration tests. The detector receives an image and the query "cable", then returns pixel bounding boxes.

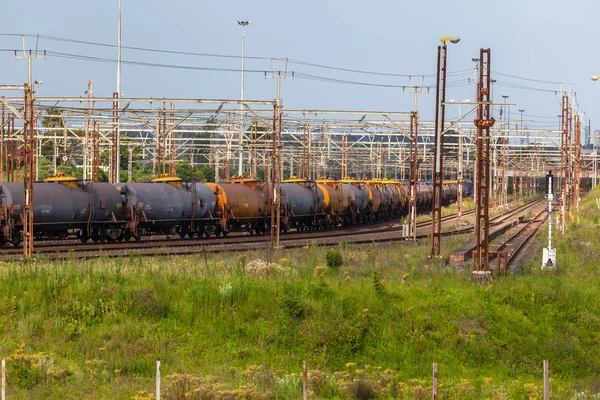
[35,34,472,79]
[492,70,563,85]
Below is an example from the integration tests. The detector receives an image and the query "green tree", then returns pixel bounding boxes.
[176,162,205,182]
[198,166,215,183]
[41,109,64,129]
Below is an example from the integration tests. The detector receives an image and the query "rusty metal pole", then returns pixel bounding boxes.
[408,111,418,241]
[270,103,277,250]
[430,42,448,258]
[9,116,15,183]
[249,122,257,179]
[457,127,463,220]
[275,98,282,247]
[560,95,568,233]
[111,92,119,183]
[169,102,177,177]
[574,114,581,211]
[473,49,495,273]
[567,105,573,216]
[92,121,100,183]
[341,134,348,178]
[0,105,4,183]
[23,84,35,259]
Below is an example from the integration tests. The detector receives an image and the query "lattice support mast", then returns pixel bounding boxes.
[473,49,495,272]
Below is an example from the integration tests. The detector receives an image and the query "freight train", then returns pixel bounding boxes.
[0,173,471,246]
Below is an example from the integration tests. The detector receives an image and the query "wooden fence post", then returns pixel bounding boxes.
[543,360,549,400]
[2,358,5,400]
[432,363,438,400]
[156,360,161,400]
[302,360,308,400]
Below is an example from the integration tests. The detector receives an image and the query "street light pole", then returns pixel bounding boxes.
[430,35,460,258]
[116,0,122,180]
[237,20,250,177]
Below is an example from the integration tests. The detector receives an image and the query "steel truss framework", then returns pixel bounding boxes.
[0,94,591,221]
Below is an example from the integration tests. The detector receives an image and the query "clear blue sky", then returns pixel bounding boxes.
[2,0,600,137]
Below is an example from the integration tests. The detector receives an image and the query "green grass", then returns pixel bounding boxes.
[0,193,599,398]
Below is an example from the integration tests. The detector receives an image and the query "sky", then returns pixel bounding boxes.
[1,0,600,139]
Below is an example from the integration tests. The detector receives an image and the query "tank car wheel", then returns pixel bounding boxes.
[123,231,132,242]
[11,238,21,247]
[203,231,212,238]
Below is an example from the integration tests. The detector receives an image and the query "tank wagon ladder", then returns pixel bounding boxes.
[84,181,95,242]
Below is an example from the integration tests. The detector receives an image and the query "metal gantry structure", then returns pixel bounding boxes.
[0,79,593,259]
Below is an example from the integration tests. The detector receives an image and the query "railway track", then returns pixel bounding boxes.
[491,203,553,271]
[0,198,543,261]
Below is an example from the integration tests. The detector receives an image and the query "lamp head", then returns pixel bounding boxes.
[440,36,460,44]
[592,75,599,81]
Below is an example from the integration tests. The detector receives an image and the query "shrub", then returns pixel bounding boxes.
[280,286,306,319]
[326,250,343,269]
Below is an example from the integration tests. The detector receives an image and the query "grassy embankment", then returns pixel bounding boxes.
[0,192,599,399]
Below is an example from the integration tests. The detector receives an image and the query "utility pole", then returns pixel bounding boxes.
[85,80,94,181]
[237,20,250,177]
[403,76,428,237]
[574,114,581,211]
[23,84,35,260]
[430,35,460,258]
[14,35,46,87]
[115,0,122,181]
[560,95,569,234]
[266,60,293,249]
[407,111,418,241]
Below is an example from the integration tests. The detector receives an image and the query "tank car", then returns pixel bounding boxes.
[207,178,270,235]
[118,175,216,240]
[339,179,369,225]
[315,179,345,228]
[0,174,124,244]
[362,181,383,220]
[280,178,321,231]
